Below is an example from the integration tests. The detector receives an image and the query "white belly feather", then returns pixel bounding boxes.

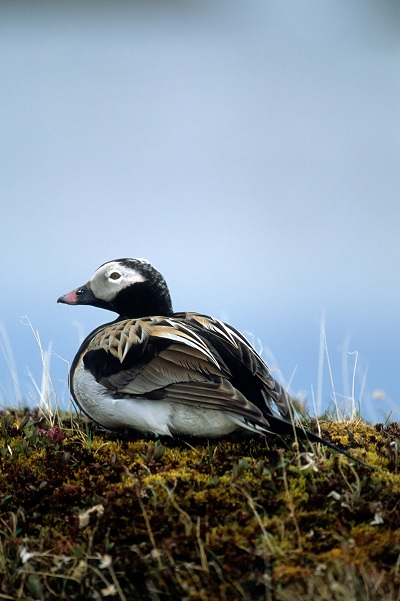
[73,362,239,437]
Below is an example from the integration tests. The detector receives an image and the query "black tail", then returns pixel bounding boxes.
[266,414,375,470]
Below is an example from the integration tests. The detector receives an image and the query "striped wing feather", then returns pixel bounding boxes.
[178,313,293,419]
[82,314,292,428]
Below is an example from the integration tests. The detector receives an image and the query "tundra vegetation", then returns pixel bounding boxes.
[0,406,399,601]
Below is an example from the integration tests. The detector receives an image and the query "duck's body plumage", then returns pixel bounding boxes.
[69,312,292,437]
[58,258,368,464]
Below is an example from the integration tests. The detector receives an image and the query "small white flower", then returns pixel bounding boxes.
[100,584,117,597]
[370,512,384,526]
[299,452,318,472]
[98,554,112,569]
[327,491,341,501]
[20,547,36,564]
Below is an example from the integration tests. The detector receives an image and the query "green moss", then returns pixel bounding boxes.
[0,410,399,599]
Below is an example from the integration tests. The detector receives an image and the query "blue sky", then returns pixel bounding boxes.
[1,0,399,423]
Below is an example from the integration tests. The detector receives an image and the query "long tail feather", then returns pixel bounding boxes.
[264,414,375,469]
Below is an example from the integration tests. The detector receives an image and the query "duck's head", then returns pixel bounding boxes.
[57,258,173,318]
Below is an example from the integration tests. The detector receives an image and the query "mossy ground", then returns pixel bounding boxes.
[0,409,399,600]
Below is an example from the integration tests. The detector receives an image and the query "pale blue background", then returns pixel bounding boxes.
[1,1,399,423]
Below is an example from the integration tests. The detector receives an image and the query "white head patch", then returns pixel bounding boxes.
[90,261,146,302]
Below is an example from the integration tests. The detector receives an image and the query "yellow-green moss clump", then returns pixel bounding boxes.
[0,409,399,600]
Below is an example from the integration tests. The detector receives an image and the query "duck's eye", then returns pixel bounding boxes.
[109,272,121,280]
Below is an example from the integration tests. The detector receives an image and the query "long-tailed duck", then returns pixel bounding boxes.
[58,258,367,463]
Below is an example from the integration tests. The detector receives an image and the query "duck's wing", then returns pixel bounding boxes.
[175,313,294,420]
[81,316,269,428]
